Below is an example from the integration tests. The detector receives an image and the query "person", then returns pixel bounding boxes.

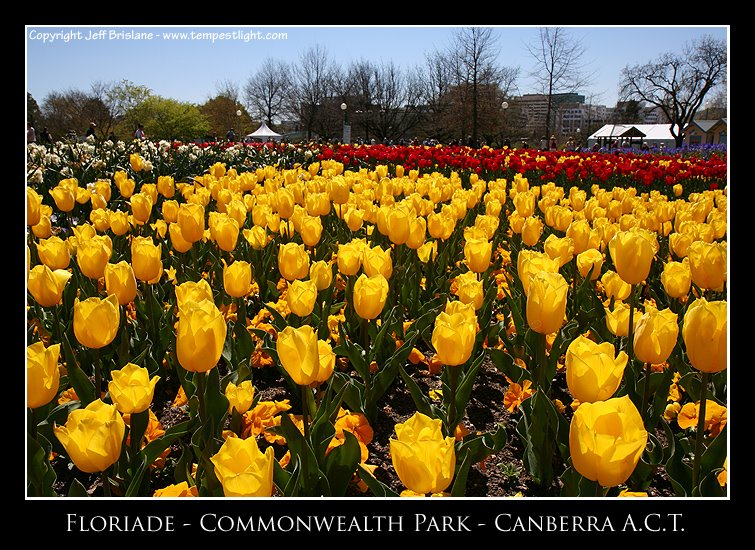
[134,124,146,140]
[565,136,575,152]
[549,135,558,151]
[226,127,236,142]
[539,136,548,151]
[27,122,36,143]
[521,140,529,149]
[40,127,52,144]
[503,138,511,148]
[85,122,97,138]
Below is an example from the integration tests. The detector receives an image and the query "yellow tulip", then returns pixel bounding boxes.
[27,187,42,226]
[387,207,411,245]
[225,380,255,415]
[54,399,126,473]
[177,203,206,243]
[168,222,194,253]
[569,395,647,487]
[521,216,544,247]
[431,309,476,366]
[130,153,144,172]
[243,226,268,250]
[76,235,112,279]
[108,363,159,414]
[27,264,71,307]
[278,243,310,281]
[176,299,227,372]
[104,261,138,305]
[464,237,492,273]
[130,192,153,225]
[687,241,726,291]
[633,307,679,364]
[417,240,437,263]
[566,335,628,403]
[223,261,253,298]
[600,270,632,301]
[389,412,456,494]
[682,298,727,373]
[157,175,175,198]
[455,270,484,310]
[576,248,604,280]
[27,341,61,409]
[604,301,639,337]
[210,435,275,497]
[109,210,131,236]
[50,185,76,212]
[162,200,179,223]
[661,259,692,299]
[299,215,323,247]
[608,228,658,285]
[353,273,389,320]
[131,236,162,283]
[544,234,575,268]
[276,325,329,386]
[362,246,393,279]
[526,271,568,335]
[209,212,240,252]
[115,175,136,199]
[286,279,318,317]
[514,191,536,218]
[73,294,120,349]
[317,339,336,383]
[336,241,363,276]
[309,260,333,291]
[516,250,560,296]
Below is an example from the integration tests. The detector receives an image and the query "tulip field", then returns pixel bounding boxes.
[26,139,727,498]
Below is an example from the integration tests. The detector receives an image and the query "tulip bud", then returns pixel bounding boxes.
[608,228,658,285]
[54,399,126,473]
[455,271,484,310]
[687,241,726,291]
[131,236,162,283]
[50,185,76,212]
[521,216,544,247]
[278,243,310,281]
[517,250,560,296]
[566,335,628,403]
[77,235,112,280]
[362,246,393,279]
[225,380,255,415]
[633,307,678,364]
[176,299,227,372]
[177,203,206,243]
[276,325,331,386]
[299,215,323,247]
[108,363,159,414]
[682,298,727,373]
[27,188,42,226]
[544,234,575,268]
[73,294,120,349]
[569,396,647,487]
[464,237,492,273]
[243,226,268,250]
[576,248,604,280]
[286,279,318,317]
[27,264,72,307]
[223,261,253,298]
[104,261,138,305]
[661,259,692,299]
[336,242,363,276]
[431,308,476,366]
[209,212,240,252]
[310,260,333,291]
[390,412,456,494]
[526,271,568,335]
[600,270,632,301]
[210,436,275,497]
[27,341,61,409]
[130,192,153,225]
[387,207,411,245]
[353,273,389,320]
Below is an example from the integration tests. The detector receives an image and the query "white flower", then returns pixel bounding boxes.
[142,160,153,172]
[30,168,44,184]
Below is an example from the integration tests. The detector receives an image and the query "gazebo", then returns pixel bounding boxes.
[244,122,283,142]
[587,124,677,150]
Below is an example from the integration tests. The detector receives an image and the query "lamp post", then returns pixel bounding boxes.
[501,101,509,147]
[236,109,242,141]
[341,102,350,144]
[576,127,581,151]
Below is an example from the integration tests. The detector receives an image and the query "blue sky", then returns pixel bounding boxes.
[26,25,728,109]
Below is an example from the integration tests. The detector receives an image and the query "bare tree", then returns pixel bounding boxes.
[369,62,424,142]
[527,27,593,139]
[214,79,240,103]
[619,35,727,147]
[244,58,293,128]
[418,51,455,142]
[291,45,334,140]
[449,27,508,146]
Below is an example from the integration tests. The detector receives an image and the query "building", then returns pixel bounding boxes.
[559,103,611,137]
[684,119,727,146]
[514,93,586,136]
[587,124,678,150]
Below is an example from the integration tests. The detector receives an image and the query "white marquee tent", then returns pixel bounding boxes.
[244,122,283,142]
[587,124,678,149]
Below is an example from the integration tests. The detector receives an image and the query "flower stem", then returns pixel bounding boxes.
[196,372,207,425]
[93,348,101,399]
[691,372,710,492]
[533,331,548,392]
[301,385,311,442]
[447,365,460,433]
[626,284,637,363]
[641,362,652,425]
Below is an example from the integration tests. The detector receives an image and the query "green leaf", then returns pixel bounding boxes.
[141,419,194,466]
[125,454,149,497]
[329,372,365,415]
[279,413,325,496]
[334,322,369,382]
[129,409,150,456]
[453,352,485,426]
[488,348,527,383]
[450,449,473,497]
[456,423,508,466]
[27,434,57,497]
[699,424,727,478]
[324,431,362,497]
[67,478,89,497]
[516,391,556,488]
[398,365,433,417]
[204,368,230,436]
[356,463,398,497]
[61,333,97,406]
[665,433,692,496]
[649,367,676,429]
[698,470,726,497]
[273,459,294,496]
